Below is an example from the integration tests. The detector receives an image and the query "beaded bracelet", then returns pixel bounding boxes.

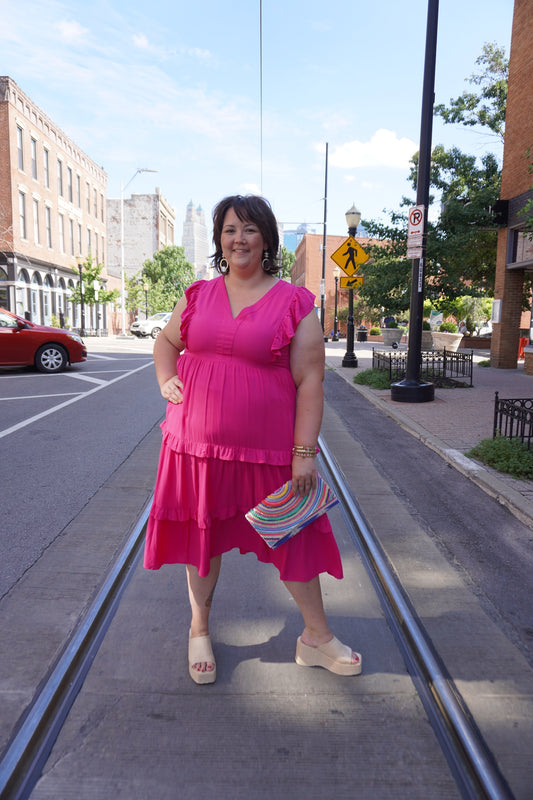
[292,445,319,458]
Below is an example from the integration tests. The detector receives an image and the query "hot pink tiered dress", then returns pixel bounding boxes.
[143,276,343,581]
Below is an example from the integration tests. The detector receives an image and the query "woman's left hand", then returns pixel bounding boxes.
[291,455,317,497]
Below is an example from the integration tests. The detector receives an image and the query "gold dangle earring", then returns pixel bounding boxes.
[220,257,230,274]
[262,251,270,271]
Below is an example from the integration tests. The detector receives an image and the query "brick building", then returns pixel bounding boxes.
[292,232,379,335]
[0,76,109,331]
[491,0,533,370]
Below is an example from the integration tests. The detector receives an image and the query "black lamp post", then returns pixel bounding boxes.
[342,204,361,368]
[332,266,341,341]
[77,260,86,337]
[143,283,149,319]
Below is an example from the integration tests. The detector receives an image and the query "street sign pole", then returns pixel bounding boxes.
[342,225,359,368]
[390,0,438,403]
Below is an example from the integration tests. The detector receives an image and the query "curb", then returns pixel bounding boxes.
[326,358,533,532]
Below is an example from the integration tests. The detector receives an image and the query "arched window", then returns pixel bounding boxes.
[43,274,53,325]
[31,273,42,323]
[0,268,7,308]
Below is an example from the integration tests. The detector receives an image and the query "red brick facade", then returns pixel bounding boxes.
[491,0,533,368]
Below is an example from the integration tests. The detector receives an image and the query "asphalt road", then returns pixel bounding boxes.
[0,345,165,599]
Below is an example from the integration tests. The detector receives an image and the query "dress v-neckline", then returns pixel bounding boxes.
[221,276,280,320]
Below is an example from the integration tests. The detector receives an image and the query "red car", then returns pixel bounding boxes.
[0,307,87,373]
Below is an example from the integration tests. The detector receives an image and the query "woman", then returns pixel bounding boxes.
[144,195,361,683]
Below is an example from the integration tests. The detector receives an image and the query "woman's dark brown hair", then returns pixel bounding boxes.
[211,195,280,275]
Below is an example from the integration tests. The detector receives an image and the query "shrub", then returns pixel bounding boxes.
[466,437,533,480]
[386,320,399,328]
[439,321,458,333]
[369,327,381,336]
[353,369,391,389]
[422,320,431,330]
[477,359,491,368]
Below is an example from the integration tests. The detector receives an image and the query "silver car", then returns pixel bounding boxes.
[130,312,171,339]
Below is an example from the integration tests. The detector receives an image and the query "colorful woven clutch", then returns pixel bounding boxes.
[245,475,339,550]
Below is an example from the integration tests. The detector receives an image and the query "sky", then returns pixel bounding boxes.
[2,0,514,244]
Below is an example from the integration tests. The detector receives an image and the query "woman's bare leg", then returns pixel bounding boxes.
[187,555,221,674]
[283,575,359,664]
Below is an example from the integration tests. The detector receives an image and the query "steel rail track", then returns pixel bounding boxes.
[318,434,513,800]
[0,440,515,799]
[0,502,151,800]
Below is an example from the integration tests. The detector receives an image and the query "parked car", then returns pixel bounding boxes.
[130,312,171,339]
[0,307,87,373]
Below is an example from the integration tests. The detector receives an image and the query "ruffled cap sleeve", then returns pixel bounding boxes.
[179,280,205,345]
[271,285,316,357]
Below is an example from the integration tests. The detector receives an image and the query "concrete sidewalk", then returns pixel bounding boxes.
[324,339,533,529]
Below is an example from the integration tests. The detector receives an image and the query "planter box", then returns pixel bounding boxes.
[429,331,464,352]
[380,328,405,347]
[459,335,492,350]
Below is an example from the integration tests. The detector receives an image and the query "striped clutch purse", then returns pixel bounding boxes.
[245,475,338,550]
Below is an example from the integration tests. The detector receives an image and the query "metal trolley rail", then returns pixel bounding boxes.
[0,441,514,800]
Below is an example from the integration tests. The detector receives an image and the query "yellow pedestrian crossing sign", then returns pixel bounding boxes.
[331,236,370,277]
[340,275,363,289]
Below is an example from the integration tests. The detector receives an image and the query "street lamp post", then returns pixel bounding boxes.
[77,259,86,337]
[342,204,361,368]
[332,265,341,341]
[120,168,158,335]
[143,283,149,319]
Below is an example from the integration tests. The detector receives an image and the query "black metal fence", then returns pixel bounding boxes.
[493,392,533,449]
[372,348,474,386]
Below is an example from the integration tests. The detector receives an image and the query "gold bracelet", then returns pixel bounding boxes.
[292,445,319,458]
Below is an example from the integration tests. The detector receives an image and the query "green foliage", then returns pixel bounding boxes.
[439,321,458,332]
[434,42,508,141]
[353,368,391,390]
[280,246,295,280]
[386,320,399,328]
[127,245,195,315]
[477,359,491,367]
[70,253,120,306]
[369,327,381,336]
[422,320,431,330]
[466,437,533,479]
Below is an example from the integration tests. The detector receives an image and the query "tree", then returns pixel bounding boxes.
[127,245,196,316]
[434,42,508,141]
[279,246,295,280]
[361,43,508,313]
[70,253,119,307]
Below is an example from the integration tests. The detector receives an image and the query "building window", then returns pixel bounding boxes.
[17,126,24,170]
[100,193,104,222]
[76,175,81,207]
[31,138,37,179]
[87,229,92,253]
[33,198,40,244]
[59,214,65,253]
[67,167,73,203]
[19,192,27,239]
[78,223,82,255]
[57,159,63,196]
[86,182,90,213]
[95,235,99,264]
[93,188,97,217]
[69,219,75,255]
[45,206,52,247]
[43,148,50,188]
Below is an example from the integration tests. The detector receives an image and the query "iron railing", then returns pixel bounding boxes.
[372,348,474,386]
[493,392,533,449]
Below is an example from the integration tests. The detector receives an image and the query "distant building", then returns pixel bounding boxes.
[0,76,109,331]
[182,200,211,279]
[281,223,316,255]
[106,188,175,282]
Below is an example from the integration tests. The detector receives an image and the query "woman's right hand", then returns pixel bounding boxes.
[160,376,183,404]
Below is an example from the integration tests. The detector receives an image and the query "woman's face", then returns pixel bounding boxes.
[221,207,266,274]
